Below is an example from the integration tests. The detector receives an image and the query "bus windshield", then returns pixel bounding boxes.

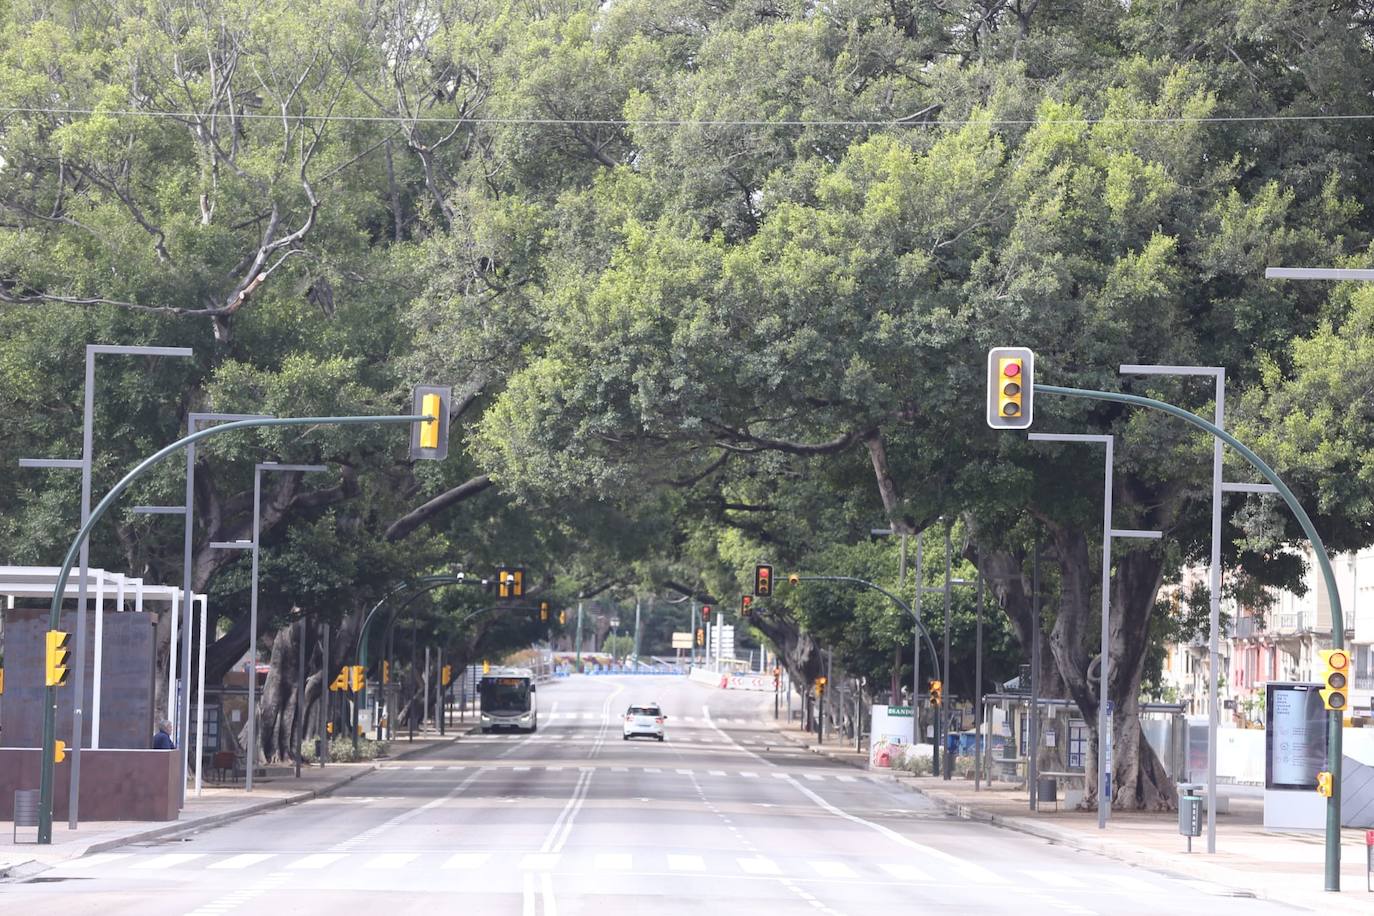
[481,677,531,714]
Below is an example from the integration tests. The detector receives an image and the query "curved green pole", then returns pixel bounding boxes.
[1040,383,1343,892]
[36,413,427,845]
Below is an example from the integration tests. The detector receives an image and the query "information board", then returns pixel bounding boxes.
[869,704,914,768]
[1266,682,1327,790]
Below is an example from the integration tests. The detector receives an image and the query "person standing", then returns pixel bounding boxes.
[152,719,175,749]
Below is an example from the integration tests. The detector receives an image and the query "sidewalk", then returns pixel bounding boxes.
[0,728,461,880]
[771,720,1371,911]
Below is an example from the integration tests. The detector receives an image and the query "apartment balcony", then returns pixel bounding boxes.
[1233,616,1262,639]
[1355,675,1374,691]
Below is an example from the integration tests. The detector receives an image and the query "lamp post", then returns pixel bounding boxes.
[210,461,328,792]
[1027,433,1163,828]
[19,344,192,830]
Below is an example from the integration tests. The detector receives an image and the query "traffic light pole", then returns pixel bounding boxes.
[34,412,429,845]
[1037,383,1346,891]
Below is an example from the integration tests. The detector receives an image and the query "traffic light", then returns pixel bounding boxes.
[772,666,781,689]
[815,676,827,696]
[497,567,525,598]
[45,630,71,687]
[986,347,1034,430]
[559,610,567,626]
[1320,649,1351,711]
[740,595,753,617]
[1317,770,1334,798]
[382,660,390,685]
[929,679,943,707]
[330,669,347,691]
[410,385,452,460]
[701,605,712,623]
[540,600,550,622]
[754,564,773,597]
[482,659,491,674]
[695,628,705,647]
[351,665,365,691]
[54,740,67,764]
[788,573,800,586]
[442,665,453,686]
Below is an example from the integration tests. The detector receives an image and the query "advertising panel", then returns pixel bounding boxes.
[869,705,914,768]
[1265,682,1327,790]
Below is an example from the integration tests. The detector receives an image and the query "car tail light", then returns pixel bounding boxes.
[655,717,665,724]
[625,715,633,721]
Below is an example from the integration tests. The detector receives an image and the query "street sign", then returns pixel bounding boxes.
[671,632,694,649]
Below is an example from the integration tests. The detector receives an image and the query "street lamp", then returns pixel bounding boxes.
[1119,365,1280,854]
[209,461,328,791]
[1027,432,1162,829]
[18,343,192,830]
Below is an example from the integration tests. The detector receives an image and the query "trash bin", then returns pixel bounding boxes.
[1177,782,1203,851]
[1037,776,1058,811]
[13,789,40,843]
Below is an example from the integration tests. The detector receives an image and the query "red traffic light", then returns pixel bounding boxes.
[1003,362,1021,377]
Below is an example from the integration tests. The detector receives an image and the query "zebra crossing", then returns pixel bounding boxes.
[531,712,767,725]
[399,763,875,783]
[54,848,1178,894]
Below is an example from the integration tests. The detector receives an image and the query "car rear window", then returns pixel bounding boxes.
[628,706,660,716]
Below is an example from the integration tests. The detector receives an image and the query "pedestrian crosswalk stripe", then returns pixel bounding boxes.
[741,771,760,778]
[366,852,420,869]
[949,859,1007,884]
[1027,870,1086,888]
[62,853,132,870]
[546,766,563,771]
[594,853,633,870]
[441,852,491,870]
[667,853,705,872]
[773,772,790,779]
[287,853,347,870]
[133,853,206,870]
[521,853,559,870]
[447,765,464,771]
[880,863,931,882]
[514,766,531,771]
[709,770,726,776]
[738,856,781,875]
[809,860,857,879]
[414,766,434,771]
[611,766,628,772]
[675,768,692,775]
[643,767,661,773]
[803,773,824,781]
[207,853,275,870]
[836,775,856,782]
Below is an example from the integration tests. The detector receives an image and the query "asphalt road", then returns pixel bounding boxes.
[3,675,1296,915]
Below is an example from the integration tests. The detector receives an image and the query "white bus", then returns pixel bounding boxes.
[479,667,539,732]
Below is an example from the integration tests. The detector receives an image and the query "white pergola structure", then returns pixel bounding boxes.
[0,565,213,795]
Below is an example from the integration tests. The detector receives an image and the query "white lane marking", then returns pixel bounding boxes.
[709,770,726,776]
[546,766,563,771]
[132,853,206,870]
[803,773,824,781]
[286,853,347,870]
[675,768,692,775]
[594,852,633,870]
[772,772,790,779]
[836,775,856,782]
[208,853,275,870]
[514,766,532,771]
[365,852,420,869]
[1026,870,1087,888]
[446,765,464,771]
[521,853,560,870]
[441,852,490,869]
[522,871,536,916]
[741,771,759,778]
[667,853,706,872]
[738,856,781,875]
[702,705,770,764]
[643,767,662,773]
[880,863,932,882]
[62,853,132,869]
[786,775,1006,884]
[611,766,628,772]
[810,860,858,879]
[333,766,488,852]
[542,870,559,916]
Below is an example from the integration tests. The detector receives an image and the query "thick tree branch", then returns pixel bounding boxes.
[384,474,494,541]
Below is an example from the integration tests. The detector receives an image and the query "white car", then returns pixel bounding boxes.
[623,704,666,741]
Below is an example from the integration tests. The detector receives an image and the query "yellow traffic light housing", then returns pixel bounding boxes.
[929,679,943,707]
[382,660,390,685]
[1320,649,1350,711]
[1317,770,1333,798]
[330,669,347,691]
[788,573,800,586]
[497,567,526,599]
[442,665,453,686]
[754,564,773,597]
[815,676,827,696]
[350,665,365,692]
[482,659,491,674]
[695,628,705,647]
[54,740,67,764]
[410,385,452,460]
[540,600,550,622]
[986,347,1034,429]
[559,610,567,626]
[45,630,71,687]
